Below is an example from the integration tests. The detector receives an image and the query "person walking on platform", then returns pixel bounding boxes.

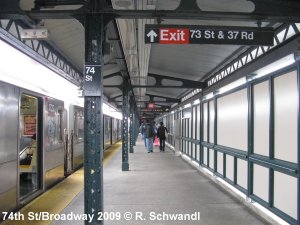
[157,122,168,152]
[139,121,147,148]
[145,120,155,153]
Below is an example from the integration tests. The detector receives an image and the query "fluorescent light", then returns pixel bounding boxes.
[193,99,200,105]
[254,54,295,79]
[0,40,83,106]
[219,78,247,94]
[204,92,214,100]
[184,103,191,108]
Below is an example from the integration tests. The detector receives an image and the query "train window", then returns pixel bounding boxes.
[74,108,84,140]
[19,94,40,198]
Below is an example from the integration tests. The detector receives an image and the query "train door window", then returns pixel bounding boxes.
[74,108,84,141]
[19,94,41,199]
[57,109,63,142]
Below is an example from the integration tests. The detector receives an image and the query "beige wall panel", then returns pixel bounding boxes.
[209,100,215,143]
[253,164,269,202]
[209,149,214,169]
[237,159,248,189]
[253,81,270,156]
[217,152,223,175]
[203,147,208,165]
[196,105,201,140]
[274,71,298,163]
[203,103,208,142]
[217,89,248,150]
[226,155,234,181]
[274,171,297,219]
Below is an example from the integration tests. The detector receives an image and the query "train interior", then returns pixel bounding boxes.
[19,94,41,199]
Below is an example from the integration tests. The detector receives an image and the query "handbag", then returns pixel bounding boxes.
[164,129,168,138]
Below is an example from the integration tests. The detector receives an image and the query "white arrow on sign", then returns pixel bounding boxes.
[147,30,157,42]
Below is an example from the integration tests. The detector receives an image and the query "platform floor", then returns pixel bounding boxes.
[51,138,270,225]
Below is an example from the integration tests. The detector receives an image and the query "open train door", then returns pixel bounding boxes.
[62,109,72,177]
[19,93,42,200]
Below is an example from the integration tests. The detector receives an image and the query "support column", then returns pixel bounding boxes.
[122,77,130,171]
[133,111,136,146]
[84,15,104,225]
[129,96,134,153]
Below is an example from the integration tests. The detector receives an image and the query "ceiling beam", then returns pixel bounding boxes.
[147,73,206,89]
[103,72,121,79]
[0,8,299,23]
[2,0,300,23]
[146,94,180,103]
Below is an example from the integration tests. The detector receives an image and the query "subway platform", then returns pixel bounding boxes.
[49,137,270,225]
[2,140,272,225]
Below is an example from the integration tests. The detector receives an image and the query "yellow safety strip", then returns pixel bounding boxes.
[2,142,121,225]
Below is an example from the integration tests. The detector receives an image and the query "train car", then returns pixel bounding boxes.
[0,39,122,217]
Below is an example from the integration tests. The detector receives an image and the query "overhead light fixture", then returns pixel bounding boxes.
[254,54,295,79]
[114,0,132,8]
[218,78,246,95]
[184,103,191,108]
[203,93,214,100]
[21,28,49,40]
[193,99,200,105]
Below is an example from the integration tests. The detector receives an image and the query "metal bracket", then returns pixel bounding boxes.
[176,0,201,11]
[103,72,122,79]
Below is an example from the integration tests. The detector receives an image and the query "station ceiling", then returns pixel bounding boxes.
[4,0,296,119]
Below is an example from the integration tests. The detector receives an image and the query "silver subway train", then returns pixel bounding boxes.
[0,39,122,217]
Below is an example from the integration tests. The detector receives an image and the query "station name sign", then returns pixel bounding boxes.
[145,25,274,46]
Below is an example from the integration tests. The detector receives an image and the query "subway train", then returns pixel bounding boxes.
[0,39,122,216]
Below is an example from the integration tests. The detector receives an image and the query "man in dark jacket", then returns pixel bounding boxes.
[157,122,168,152]
[139,121,147,147]
[144,120,155,153]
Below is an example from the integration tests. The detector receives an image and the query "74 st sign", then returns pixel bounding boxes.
[84,65,102,96]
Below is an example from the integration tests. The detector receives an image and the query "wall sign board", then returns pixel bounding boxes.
[145,25,274,46]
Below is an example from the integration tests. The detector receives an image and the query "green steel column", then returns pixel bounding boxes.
[295,53,300,224]
[247,82,253,198]
[134,113,138,145]
[129,96,134,153]
[122,77,130,171]
[84,15,104,225]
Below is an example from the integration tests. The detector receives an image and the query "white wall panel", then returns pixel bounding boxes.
[209,100,215,143]
[274,71,298,163]
[217,89,248,150]
[253,81,270,156]
[209,149,214,169]
[237,159,247,189]
[196,105,201,140]
[203,147,208,165]
[203,103,208,142]
[226,155,234,181]
[194,145,200,161]
[274,171,297,219]
[217,152,223,175]
[253,164,269,202]
[192,107,196,139]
